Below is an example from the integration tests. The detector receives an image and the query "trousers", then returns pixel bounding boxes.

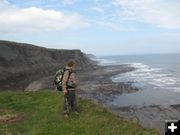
[63,90,77,114]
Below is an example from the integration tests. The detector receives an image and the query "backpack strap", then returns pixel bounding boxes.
[64,69,72,82]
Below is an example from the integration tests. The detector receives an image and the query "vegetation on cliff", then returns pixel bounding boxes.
[0,91,157,135]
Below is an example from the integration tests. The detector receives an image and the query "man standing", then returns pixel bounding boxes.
[62,60,78,118]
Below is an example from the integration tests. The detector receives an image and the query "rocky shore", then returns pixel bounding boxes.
[77,64,138,104]
[77,64,180,135]
[110,104,180,135]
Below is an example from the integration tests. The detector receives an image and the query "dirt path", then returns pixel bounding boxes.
[0,109,26,123]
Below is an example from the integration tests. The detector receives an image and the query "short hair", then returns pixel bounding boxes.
[67,60,76,67]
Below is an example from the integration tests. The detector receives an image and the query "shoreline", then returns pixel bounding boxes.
[77,64,138,104]
[77,64,180,135]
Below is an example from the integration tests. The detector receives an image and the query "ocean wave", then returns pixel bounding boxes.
[93,58,117,66]
[112,62,180,91]
[173,88,180,93]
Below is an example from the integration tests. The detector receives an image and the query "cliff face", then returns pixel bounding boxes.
[0,40,94,90]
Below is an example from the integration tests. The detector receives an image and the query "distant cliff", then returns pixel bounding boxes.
[0,40,95,90]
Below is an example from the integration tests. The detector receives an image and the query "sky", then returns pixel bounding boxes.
[0,0,180,55]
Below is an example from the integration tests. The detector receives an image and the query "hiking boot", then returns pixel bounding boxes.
[63,114,69,118]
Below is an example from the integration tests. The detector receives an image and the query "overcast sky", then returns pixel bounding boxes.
[0,0,180,55]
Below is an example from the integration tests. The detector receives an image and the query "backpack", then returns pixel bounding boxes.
[54,68,71,91]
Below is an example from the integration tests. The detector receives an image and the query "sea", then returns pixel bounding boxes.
[96,53,180,107]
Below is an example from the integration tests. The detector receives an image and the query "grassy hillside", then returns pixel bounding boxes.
[0,91,157,135]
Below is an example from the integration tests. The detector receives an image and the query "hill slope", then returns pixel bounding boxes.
[0,91,157,135]
[0,40,94,90]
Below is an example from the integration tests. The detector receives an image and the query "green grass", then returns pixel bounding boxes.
[0,91,157,135]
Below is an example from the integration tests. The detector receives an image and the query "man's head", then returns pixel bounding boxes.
[67,60,76,69]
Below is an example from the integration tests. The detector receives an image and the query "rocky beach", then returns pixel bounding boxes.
[77,63,180,135]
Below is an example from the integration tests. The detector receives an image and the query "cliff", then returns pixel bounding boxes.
[0,40,95,90]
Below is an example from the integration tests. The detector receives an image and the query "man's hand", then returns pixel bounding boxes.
[63,90,67,96]
[71,81,77,87]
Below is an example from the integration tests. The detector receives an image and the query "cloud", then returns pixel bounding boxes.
[94,21,136,31]
[0,0,10,8]
[91,6,105,13]
[0,0,88,33]
[112,0,180,29]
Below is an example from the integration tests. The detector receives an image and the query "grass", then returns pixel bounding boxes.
[0,91,157,135]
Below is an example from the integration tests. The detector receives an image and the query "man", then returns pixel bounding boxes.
[62,60,78,118]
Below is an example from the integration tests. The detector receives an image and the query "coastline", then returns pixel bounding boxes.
[77,64,138,104]
[77,64,180,135]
